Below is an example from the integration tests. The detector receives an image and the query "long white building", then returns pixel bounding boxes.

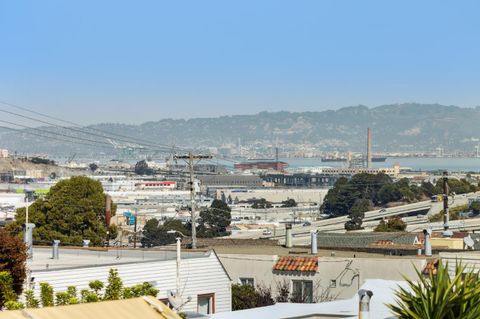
[29,247,232,315]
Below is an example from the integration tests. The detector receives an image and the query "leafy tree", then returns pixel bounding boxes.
[141,218,188,247]
[344,198,371,231]
[88,280,104,295]
[198,199,231,237]
[0,229,27,298]
[232,284,274,311]
[104,269,123,300]
[9,176,115,246]
[4,300,24,310]
[134,160,155,175]
[40,282,54,307]
[251,198,273,209]
[374,216,407,232]
[435,178,478,195]
[123,282,158,299]
[471,201,480,214]
[89,163,99,172]
[388,262,480,319]
[0,271,17,308]
[55,291,71,306]
[281,199,297,208]
[25,290,39,308]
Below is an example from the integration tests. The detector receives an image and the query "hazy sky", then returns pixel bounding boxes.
[1,1,479,124]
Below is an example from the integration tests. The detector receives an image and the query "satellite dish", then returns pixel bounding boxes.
[464,236,475,249]
[167,291,183,310]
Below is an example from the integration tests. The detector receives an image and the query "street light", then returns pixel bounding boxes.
[167,229,184,299]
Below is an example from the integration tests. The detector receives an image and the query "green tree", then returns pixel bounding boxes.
[0,271,17,308]
[231,284,275,311]
[40,283,54,307]
[388,262,480,319]
[251,198,273,209]
[0,229,27,298]
[89,163,99,173]
[104,269,123,300]
[471,201,480,214]
[10,176,115,246]
[141,218,188,247]
[25,290,39,308]
[374,216,407,232]
[281,199,297,208]
[198,199,231,237]
[344,198,371,231]
[134,160,154,175]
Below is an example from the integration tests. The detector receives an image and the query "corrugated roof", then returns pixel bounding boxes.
[0,296,180,319]
[273,256,318,272]
[316,232,418,249]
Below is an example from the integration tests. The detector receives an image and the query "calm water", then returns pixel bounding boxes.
[281,157,480,172]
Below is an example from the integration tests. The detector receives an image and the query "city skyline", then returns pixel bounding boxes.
[1,1,480,124]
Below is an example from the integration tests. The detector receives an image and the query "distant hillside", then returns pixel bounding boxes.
[1,103,480,156]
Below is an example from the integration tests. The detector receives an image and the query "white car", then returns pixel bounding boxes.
[262,229,272,235]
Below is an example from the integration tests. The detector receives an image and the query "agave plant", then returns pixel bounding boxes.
[388,261,480,319]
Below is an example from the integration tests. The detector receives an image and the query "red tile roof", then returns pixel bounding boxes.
[273,256,318,273]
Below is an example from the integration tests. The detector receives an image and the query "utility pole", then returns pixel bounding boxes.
[133,207,138,248]
[442,171,453,237]
[174,152,212,249]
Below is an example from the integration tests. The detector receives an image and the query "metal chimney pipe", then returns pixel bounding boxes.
[358,289,373,319]
[24,223,36,260]
[423,229,432,257]
[285,224,292,248]
[310,230,318,255]
[367,128,372,169]
[52,240,60,259]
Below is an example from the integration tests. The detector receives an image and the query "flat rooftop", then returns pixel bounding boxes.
[30,247,210,271]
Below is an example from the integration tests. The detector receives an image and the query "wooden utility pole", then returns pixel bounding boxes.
[442,171,453,237]
[174,152,212,249]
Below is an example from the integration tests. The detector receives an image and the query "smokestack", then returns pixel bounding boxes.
[24,223,36,260]
[285,224,292,248]
[52,240,60,259]
[105,195,112,226]
[367,128,372,169]
[358,290,373,319]
[423,229,432,257]
[310,230,318,255]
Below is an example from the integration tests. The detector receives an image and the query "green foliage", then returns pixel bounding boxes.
[55,291,71,306]
[374,216,407,232]
[134,160,154,175]
[0,229,27,297]
[429,204,469,222]
[141,218,189,247]
[25,290,39,308]
[89,163,98,172]
[388,262,480,319]
[88,280,104,294]
[123,282,158,299]
[281,199,297,207]
[80,289,99,303]
[435,178,479,195]
[232,284,275,311]
[251,198,273,209]
[104,269,123,300]
[11,176,115,246]
[40,282,54,307]
[198,199,231,237]
[470,201,480,213]
[4,300,24,310]
[0,271,17,308]
[344,198,372,231]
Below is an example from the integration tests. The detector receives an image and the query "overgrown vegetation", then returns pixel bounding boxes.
[320,173,478,231]
[374,216,407,232]
[1,268,158,310]
[7,176,116,246]
[0,229,27,305]
[388,262,480,319]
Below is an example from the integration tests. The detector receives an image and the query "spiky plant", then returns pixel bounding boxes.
[388,262,480,319]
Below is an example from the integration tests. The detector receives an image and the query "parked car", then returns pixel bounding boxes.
[302,221,312,227]
[262,229,272,235]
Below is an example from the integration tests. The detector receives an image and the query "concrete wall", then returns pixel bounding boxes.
[218,254,426,300]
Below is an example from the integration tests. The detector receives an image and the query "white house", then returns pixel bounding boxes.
[29,247,231,315]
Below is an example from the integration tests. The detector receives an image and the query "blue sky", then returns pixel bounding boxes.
[0,1,479,124]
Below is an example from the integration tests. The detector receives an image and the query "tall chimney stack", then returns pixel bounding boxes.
[367,128,372,169]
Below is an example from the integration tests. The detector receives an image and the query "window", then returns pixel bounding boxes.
[197,293,215,314]
[292,280,313,303]
[240,277,254,286]
[330,279,337,288]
